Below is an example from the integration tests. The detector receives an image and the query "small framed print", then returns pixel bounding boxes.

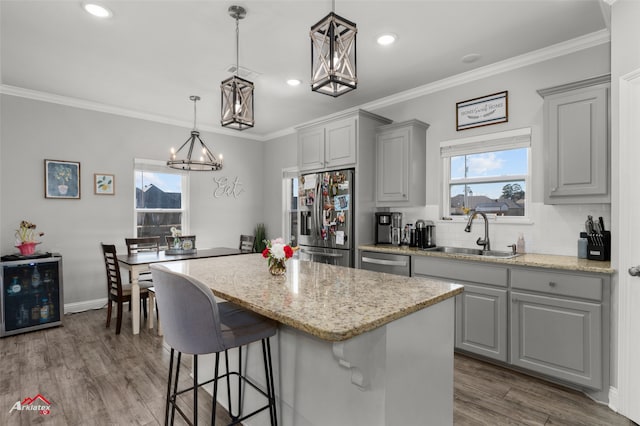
[45,159,81,199]
[94,173,115,195]
[456,91,508,131]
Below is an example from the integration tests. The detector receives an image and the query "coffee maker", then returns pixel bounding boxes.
[415,220,436,249]
[375,212,402,245]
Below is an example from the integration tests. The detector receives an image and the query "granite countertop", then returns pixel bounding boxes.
[160,253,463,342]
[359,244,614,274]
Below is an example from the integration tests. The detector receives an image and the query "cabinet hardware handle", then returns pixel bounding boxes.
[629,266,640,277]
[551,187,557,192]
[549,281,557,287]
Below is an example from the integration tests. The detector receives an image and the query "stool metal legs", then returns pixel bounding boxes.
[165,337,277,426]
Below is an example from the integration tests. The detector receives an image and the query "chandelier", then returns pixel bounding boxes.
[310,0,357,97]
[221,5,254,130]
[167,96,223,171]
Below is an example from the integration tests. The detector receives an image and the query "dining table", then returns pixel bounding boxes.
[117,246,243,335]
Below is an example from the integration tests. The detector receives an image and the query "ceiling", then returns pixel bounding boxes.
[0,1,609,139]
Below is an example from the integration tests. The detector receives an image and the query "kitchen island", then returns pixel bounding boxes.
[161,253,463,426]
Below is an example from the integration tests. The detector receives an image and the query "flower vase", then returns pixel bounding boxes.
[16,242,39,256]
[269,259,287,276]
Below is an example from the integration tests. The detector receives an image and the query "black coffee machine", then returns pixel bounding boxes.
[375,212,402,245]
[414,220,436,249]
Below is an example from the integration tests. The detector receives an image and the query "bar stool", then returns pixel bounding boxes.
[150,264,278,426]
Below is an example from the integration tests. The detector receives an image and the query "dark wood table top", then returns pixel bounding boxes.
[117,247,243,266]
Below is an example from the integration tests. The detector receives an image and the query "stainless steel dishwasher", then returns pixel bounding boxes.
[359,250,411,276]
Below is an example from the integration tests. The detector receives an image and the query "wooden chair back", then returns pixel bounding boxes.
[101,243,124,299]
[125,237,160,256]
[239,234,255,253]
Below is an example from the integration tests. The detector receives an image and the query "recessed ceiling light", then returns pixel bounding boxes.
[83,3,113,18]
[462,53,481,64]
[287,79,302,86]
[377,33,397,46]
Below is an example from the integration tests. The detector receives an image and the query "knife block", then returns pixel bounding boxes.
[585,231,611,261]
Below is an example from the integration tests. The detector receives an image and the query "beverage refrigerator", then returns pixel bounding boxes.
[1,254,63,337]
[298,169,354,267]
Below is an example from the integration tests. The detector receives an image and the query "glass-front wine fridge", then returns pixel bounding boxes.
[0,254,63,337]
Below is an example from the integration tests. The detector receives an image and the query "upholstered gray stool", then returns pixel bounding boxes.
[150,264,277,426]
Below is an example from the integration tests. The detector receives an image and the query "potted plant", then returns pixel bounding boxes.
[14,220,44,255]
[253,223,267,253]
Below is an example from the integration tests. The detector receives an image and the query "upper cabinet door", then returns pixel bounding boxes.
[377,127,410,202]
[298,126,325,171]
[325,117,357,168]
[539,75,610,204]
[375,120,429,207]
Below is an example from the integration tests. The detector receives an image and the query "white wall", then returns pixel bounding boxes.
[0,95,265,309]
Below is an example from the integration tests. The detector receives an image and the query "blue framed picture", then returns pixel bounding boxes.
[44,159,80,199]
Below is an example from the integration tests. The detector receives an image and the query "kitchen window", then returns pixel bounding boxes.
[134,159,189,242]
[441,128,531,220]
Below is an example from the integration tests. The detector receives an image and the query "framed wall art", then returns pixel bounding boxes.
[44,159,80,199]
[94,173,115,195]
[456,91,508,131]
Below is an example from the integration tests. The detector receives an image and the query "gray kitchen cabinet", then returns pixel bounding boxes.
[297,111,391,172]
[375,120,429,207]
[412,256,508,361]
[538,74,610,204]
[410,253,610,396]
[455,283,508,362]
[510,268,608,390]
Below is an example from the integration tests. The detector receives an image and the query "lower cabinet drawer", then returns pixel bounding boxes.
[511,268,603,301]
[510,291,602,389]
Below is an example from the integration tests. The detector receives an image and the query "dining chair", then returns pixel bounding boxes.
[165,235,197,249]
[100,243,153,335]
[150,264,278,426]
[125,236,160,283]
[239,234,255,253]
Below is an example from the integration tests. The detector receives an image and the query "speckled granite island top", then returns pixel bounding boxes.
[359,244,614,274]
[160,253,463,342]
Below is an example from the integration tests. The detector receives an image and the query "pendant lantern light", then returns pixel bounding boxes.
[221,5,254,130]
[310,0,357,97]
[167,96,223,171]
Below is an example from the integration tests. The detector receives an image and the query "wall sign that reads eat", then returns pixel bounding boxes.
[213,176,244,198]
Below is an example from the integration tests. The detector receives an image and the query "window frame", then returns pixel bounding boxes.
[133,158,190,240]
[440,128,532,223]
[282,167,299,247]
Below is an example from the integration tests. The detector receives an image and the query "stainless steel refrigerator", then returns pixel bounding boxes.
[298,169,354,267]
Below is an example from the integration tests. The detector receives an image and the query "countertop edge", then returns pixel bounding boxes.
[358,245,615,275]
[212,282,464,342]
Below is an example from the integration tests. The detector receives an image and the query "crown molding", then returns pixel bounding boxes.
[0,84,265,141]
[2,29,610,143]
[358,29,610,113]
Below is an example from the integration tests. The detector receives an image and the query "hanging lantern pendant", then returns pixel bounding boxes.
[310,9,357,97]
[221,5,255,130]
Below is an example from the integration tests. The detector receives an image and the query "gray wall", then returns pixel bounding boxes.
[0,96,265,309]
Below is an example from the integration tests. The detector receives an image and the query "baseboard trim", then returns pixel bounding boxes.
[64,298,107,314]
[608,386,619,413]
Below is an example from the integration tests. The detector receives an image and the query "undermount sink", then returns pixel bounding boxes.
[424,246,520,259]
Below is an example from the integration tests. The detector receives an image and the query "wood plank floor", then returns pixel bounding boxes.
[0,308,635,425]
